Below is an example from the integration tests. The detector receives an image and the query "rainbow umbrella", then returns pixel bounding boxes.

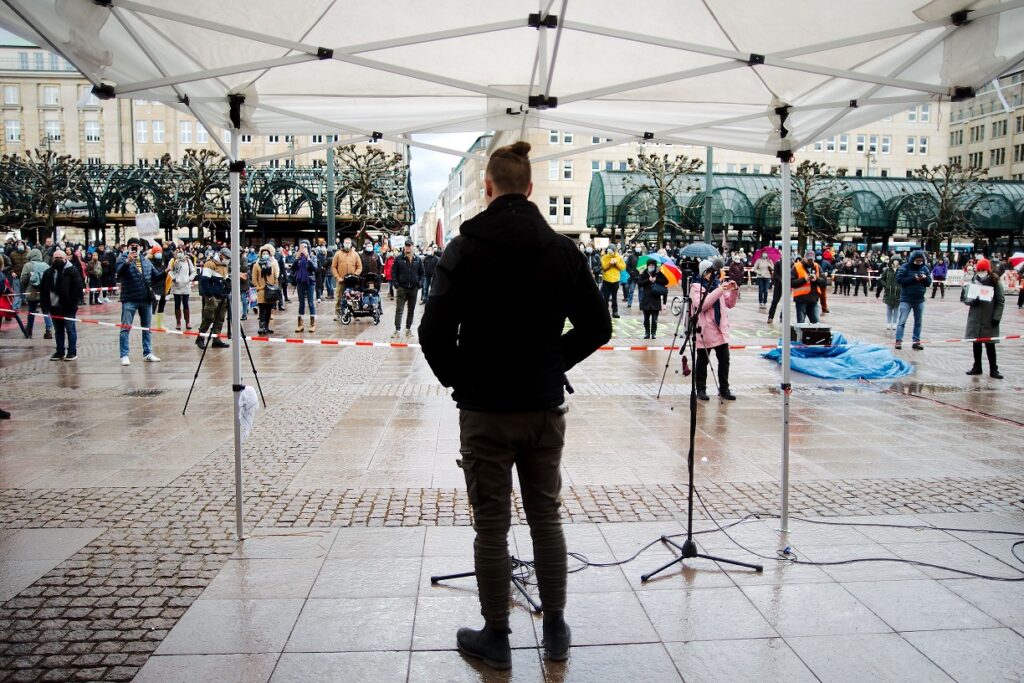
[637,253,668,269]
[660,263,683,286]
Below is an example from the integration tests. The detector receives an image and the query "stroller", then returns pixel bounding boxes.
[340,273,382,325]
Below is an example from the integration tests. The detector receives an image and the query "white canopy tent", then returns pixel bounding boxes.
[5,0,1023,538]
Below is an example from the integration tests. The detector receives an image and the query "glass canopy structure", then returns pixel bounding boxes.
[587,171,1024,244]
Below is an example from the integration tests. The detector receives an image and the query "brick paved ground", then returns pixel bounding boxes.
[1,287,1022,681]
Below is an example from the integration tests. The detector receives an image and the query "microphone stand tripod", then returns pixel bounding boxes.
[642,273,763,581]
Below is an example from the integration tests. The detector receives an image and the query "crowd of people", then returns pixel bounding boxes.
[0,234,447,363]
[0,234,1019,384]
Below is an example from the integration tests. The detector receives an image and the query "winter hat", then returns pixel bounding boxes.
[804,250,815,259]
[975,258,990,272]
[219,247,232,259]
[150,244,162,254]
[698,259,714,274]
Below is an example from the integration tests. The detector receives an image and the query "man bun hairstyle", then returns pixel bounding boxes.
[486,141,532,194]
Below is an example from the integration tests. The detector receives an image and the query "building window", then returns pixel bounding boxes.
[825,137,836,152]
[267,134,279,143]
[135,120,147,143]
[880,135,891,154]
[866,135,877,153]
[919,104,930,122]
[268,159,280,169]
[197,123,207,143]
[327,134,339,143]
[41,85,59,106]
[1013,144,1024,164]
[950,129,963,146]
[838,135,848,153]
[726,163,737,173]
[223,130,231,144]
[992,120,1007,137]
[549,130,559,144]
[49,53,60,71]
[618,161,627,171]
[548,196,558,223]
[241,134,252,143]
[906,136,916,154]
[44,120,61,141]
[1017,115,1023,133]
[17,52,27,70]
[86,157,101,165]
[753,164,762,174]
[949,155,961,166]
[855,135,865,153]
[284,134,294,143]
[84,120,101,142]
[604,160,614,170]
[990,148,1005,166]
[136,158,149,167]
[152,120,164,143]
[918,136,928,155]
[4,119,20,142]
[3,85,18,105]
[854,169,863,177]
[312,134,324,144]
[548,160,559,180]
[562,132,573,144]
[180,121,192,143]
[284,159,294,168]
[591,160,600,172]
[969,151,984,168]
[78,85,99,107]
[591,135,601,144]
[813,140,823,151]
[907,107,917,122]
[562,196,573,224]
[880,169,889,177]
[969,125,984,143]
[33,53,44,71]
[562,160,573,180]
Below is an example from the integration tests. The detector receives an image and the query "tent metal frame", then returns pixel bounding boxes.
[9,0,1024,539]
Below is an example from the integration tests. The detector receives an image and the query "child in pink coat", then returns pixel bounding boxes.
[689,258,739,400]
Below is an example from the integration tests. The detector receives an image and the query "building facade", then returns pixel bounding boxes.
[448,103,951,242]
[947,70,1024,181]
[0,40,409,170]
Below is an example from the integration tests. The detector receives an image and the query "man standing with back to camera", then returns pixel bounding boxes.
[419,141,611,670]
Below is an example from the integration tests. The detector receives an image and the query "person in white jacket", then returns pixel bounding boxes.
[752,252,773,310]
[168,248,196,330]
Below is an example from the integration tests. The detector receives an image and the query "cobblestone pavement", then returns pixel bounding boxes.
[1,288,1022,681]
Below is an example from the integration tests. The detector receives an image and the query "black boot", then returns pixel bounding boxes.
[696,390,710,401]
[456,624,511,670]
[719,389,737,401]
[195,337,207,349]
[542,611,571,662]
[212,338,230,348]
[965,366,983,376]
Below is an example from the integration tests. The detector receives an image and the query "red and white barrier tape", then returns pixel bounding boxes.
[2,309,1020,351]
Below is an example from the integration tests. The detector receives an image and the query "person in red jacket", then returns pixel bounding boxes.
[383,250,396,299]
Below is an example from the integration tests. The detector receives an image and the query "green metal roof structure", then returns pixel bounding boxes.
[587,171,1024,237]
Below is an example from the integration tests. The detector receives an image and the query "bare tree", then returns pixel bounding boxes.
[766,160,850,253]
[911,161,987,252]
[0,148,85,240]
[621,148,702,247]
[334,145,410,241]
[165,149,229,239]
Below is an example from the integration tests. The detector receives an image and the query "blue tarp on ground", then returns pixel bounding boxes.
[761,333,914,380]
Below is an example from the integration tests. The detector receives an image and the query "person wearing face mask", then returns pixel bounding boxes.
[38,249,84,361]
[421,246,439,305]
[875,257,902,331]
[586,244,602,284]
[691,258,738,401]
[962,258,1004,379]
[636,259,669,338]
[752,251,773,311]
[167,247,196,330]
[599,246,626,318]
[196,247,231,350]
[87,252,103,305]
[330,237,362,321]
[148,245,169,329]
[251,244,280,336]
[292,240,318,333]
[894,249,931,351]
[116,238,161,365]
[622,246,640,309]
[360,239,383,277]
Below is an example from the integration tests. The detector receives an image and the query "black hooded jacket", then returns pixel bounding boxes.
[419,194,611,412]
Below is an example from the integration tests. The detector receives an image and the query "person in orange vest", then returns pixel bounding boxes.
[791,250,822,324]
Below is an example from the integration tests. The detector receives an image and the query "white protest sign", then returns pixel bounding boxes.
[965,283,994,302]
[945,269,964,286]
[135,213,160,240]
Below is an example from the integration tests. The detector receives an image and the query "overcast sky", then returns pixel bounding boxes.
[409,133,484,221]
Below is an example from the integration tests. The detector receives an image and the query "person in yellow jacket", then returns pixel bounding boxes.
[600,246,626,318]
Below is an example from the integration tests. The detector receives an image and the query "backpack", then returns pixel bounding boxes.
[28,265,43,288]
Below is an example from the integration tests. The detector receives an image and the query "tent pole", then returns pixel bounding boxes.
[779,156,793,533]
[704,147,713,243]
[229,131,245,541]
[326,145,336,247]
